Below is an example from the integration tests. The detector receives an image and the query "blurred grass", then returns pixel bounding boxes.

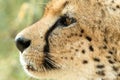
[0,0,48,80]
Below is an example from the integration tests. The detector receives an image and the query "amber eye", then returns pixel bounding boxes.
[57,15,77,27]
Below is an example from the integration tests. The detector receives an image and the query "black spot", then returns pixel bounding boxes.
[40,36,43,38]
[98,20,102,24]
[96,71,105,76]
[75,49,79,52]
[103,38,108,44]
[71,33,74,36]
[81,42,84,45]
[89,45,94,51]
[116,5,120,8]
[61,57,63,59]
[81,49,85,54]
[83,60,88,64]
[74,33,78,36]
[114,58,117,61]
[103,45,107,49]
[71,57,74,60]
[93,58,100,62]
[112,66,118,72]
[64,57,67,60]
[108,51,113,55]
[108,60,115,64]
[67,36,71,38]
[61,57,68,60]
[106,56,111,59]
[97,2,102,6]
[81,29,84,33]
[79,34,82,37]
[96,65,105,68]
[112,8,116,11]
[86,36,92,41]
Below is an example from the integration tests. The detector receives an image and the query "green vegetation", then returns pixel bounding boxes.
[0,0,48,80]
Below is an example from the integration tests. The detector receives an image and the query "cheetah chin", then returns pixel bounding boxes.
[15,0,120,80]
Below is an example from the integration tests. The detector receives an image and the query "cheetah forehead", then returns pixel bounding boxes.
[45,0,120,16]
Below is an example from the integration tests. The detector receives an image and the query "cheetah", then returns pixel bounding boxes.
[15,0,120,80]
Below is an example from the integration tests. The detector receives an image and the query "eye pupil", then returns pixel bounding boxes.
[58,15,76,27]
[60,16,69,26]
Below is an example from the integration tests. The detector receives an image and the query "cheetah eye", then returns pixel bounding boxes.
[57,15,77,27]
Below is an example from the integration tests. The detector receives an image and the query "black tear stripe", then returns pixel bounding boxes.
[43,22,58,54]
[43,19,59,70]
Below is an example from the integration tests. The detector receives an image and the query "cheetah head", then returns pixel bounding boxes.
[15,0,110,79]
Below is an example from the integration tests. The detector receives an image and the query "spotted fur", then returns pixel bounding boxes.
[15,0,120,80]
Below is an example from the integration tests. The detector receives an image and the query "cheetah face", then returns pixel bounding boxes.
[15,0,120,79]
[15,0,80,79]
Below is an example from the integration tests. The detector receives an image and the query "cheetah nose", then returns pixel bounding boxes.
[15,37,31,53]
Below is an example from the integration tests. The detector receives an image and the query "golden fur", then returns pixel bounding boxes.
[15,0,120,80]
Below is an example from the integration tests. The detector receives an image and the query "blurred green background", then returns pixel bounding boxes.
[0,0,48,80]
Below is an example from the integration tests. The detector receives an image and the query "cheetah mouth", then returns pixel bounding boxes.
[24,54,60,72]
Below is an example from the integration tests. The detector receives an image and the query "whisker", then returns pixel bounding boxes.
[41,64,46,73]
[45,56,62,69]
[46,61,52,69]
[44,58,56,67]
[45,57,68,71]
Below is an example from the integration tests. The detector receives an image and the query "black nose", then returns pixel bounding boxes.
[15,37,31,52]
